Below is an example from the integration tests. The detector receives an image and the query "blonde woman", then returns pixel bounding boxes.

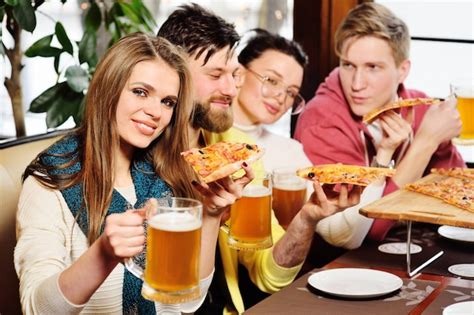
[14,33,252,314]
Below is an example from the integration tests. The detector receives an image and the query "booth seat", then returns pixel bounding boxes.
[0,131,67,315]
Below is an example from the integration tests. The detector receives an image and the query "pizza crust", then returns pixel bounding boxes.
[297,164,395,186]
[201,149,264,183]
[363,98,440,123]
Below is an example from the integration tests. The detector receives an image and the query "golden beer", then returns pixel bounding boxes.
[272,183,307,229]
[229,184,272,249]
[144,212,201,298]
[452,79,474,139]
[457,97,474,139]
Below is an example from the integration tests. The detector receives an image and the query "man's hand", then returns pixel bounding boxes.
[299,181,363,226]
[416,97,462,146]
[378,110,413,153]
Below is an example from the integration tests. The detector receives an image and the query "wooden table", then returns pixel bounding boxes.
[360,173,474,276]
[244,258,474,315]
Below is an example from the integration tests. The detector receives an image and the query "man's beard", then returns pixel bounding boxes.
[192,97,234,133]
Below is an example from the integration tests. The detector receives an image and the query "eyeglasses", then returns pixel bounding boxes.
[245,68,305,115]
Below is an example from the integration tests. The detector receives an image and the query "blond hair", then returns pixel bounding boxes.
[335,3,410,65]
[26,33,197,243]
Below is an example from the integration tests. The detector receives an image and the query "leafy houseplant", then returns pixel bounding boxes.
[1,0,157,137]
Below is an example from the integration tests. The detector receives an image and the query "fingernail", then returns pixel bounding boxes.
[242,162,248,167]
[191,180,198,186]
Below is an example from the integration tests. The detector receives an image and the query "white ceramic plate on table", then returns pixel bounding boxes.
[307,268,403,299]
[438,225,474,243]
[443,301,474,315]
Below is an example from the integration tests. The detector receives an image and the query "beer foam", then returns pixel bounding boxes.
[243,185,271,197]
[149,212,201,231]
[274,179,306,191]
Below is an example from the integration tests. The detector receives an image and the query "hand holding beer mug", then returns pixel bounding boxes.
[125,197,202,304]
[451,78,474,140]
[272,167,307,229]
[225,172,273,250]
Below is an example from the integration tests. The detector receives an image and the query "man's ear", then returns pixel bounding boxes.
[398,59,411,84]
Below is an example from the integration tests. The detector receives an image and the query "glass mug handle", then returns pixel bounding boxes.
[125,255,144,279]
[124,199,158,279]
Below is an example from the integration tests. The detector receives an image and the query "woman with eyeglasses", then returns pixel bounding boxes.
[232,29,312,172]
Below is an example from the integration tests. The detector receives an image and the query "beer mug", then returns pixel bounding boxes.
[451,78,474,139]
[272,167,307,229]
[125,197,202,304]
[225,172,273,250]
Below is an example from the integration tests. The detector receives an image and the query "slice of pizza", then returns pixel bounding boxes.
[296,164,396,186]
[405,177,474,212]
[363,98,441,123]
[431,167,474,181]
[181,141,264,183]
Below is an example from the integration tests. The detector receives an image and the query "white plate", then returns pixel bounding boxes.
[448,264,474,278]
[438,225,474,243]
[378,242,422,255]
[443,301,474,315]
[307,268,403,299]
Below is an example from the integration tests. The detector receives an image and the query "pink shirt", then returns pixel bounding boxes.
[295,68,465,241]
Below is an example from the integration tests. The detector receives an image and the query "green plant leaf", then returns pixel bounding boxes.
[0,11,3,56]
[53,54,60,73]
[12,0,36,32]
[29,83,63,113]
[65,65,89,92]
[30,82,83,127]
[25,34,52,57]
[5,0,18,7]
[105,2,121,32]
[78,30,97,66]
[25,35,62,58]
[131,0,156,31]
[118,2,140,25]
[73,96,87,125]
[85,1,101,32]
[55,22,73,55]
[0,6,6,21]
[46,83,83,128]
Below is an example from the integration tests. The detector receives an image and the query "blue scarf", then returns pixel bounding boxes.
[42,135,173,314]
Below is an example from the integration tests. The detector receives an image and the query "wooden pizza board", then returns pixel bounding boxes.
[360,174,474,229]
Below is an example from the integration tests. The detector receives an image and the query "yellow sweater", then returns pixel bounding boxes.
[204,128,302,314]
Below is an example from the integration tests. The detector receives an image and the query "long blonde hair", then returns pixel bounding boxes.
[25,33,197,243]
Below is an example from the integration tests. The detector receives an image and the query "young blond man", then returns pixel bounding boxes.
[295,3,464,248]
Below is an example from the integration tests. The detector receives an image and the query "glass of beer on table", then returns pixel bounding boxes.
[451,78,474,139]
[226,172,273,250]
[126,197,202,304]
[272,167,307,229]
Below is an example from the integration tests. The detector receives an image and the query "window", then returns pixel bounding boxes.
[376,0,474,97]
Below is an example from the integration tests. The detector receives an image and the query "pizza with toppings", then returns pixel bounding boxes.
[363,98,441,123]
[181,141,264,183]
[405,176,474,212]
[431,167,474,181]
[296,164,396,186]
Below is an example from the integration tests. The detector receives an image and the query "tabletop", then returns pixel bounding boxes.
[244,223,474,315]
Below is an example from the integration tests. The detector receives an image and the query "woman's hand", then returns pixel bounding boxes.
[299,180,363,225]
[191,162,254,217]
[99,210,146,261]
